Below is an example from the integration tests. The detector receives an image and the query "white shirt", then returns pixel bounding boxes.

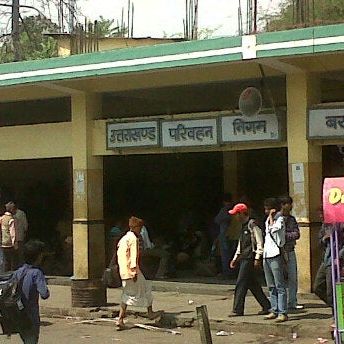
[263,216,285,259]
[13,209,28,242]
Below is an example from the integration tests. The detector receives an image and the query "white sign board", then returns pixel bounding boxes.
[309,108,344,139]
[221,114,280,142]
[161,118,218,147]
[107,121,159,149]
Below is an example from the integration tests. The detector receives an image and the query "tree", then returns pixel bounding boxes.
[262,0,344,32]
[0,15,58,63]
[95,16,128,38]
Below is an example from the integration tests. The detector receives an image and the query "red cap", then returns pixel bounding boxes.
[228,203,248,215]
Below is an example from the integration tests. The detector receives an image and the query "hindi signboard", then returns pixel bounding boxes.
[309,108,344,139]
[161,118,218,147]
[221,114,280,142]
[107,121,159,149]
[323,177,344,224]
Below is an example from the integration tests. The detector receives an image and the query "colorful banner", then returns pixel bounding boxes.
[323,177,344,223]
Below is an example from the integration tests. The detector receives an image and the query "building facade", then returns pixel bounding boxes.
[1,24,344,306]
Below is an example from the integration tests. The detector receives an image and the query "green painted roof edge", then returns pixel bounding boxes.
[0,53,243,87]
[256,23,344,44]
[257,27,314,44]
[257,46,314,58]
[0,36,242,75]
[0,23,343,88]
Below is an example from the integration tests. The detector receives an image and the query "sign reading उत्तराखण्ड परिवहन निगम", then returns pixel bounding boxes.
[161,118,218,147]
[323,177,344,224]
[220,114,280,143]
[308,108,344,139]
[107,121,159,148]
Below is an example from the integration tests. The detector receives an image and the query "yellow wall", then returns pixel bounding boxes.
[57,37,183,57]
[0,122,72,160]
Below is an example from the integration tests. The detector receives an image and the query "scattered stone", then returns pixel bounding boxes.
[317,338,328,343]
[216,330,229,336]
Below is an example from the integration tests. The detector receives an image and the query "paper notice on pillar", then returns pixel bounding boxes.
[292,163,305,183]
[293,182,305,195]
[75,171,85,195]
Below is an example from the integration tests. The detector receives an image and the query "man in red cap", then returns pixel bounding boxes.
[229,203,270,316]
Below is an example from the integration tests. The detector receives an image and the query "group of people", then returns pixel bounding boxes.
[0,201,50,344]
[0,201,28,273]
[227,196,302,322]
[110,193,340,330]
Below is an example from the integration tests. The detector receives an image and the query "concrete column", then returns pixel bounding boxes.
[286,73,322,293]
[71,93,106,307]
[223,151,238,199]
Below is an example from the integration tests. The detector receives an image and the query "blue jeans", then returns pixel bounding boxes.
[287,250,298,308]
[263,255,287,315]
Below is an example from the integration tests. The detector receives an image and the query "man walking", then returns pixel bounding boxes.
[13,240,50,343]
[117,216,161,330]
[279,196,303,311]
[263,198,288,322]
[229,203,270,316]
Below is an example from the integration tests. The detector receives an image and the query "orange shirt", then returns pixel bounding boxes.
[117,231,139,280]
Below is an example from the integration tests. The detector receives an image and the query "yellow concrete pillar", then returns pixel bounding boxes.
[71,92,106,307]
[223,151,238,199]
[286,73,322,293]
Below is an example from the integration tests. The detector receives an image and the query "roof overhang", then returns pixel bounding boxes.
[0,24,344,101]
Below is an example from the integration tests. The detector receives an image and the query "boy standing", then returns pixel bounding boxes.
[279,196,303,310]
[263,198,288,322]
[229,203,270,316]
[13,240,50,343]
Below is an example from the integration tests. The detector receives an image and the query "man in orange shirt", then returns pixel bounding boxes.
[116,216,161,330]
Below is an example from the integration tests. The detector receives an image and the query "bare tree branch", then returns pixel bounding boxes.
[0,3,46,17]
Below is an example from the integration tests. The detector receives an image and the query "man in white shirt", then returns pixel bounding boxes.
[262,198,288,322]
[11,202,28,266]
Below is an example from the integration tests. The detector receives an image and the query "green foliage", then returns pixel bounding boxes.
[0,15,58,63]
[95,16,127,38]
[263,0,344,32]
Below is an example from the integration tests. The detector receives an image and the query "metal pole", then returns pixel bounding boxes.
[196,305,213,344]
[253,0,257,33]
[331,226,340,344]
[12,0,20,61]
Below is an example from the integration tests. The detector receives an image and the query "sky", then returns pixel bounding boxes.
[0,0,282,37]
[77,0,282,38]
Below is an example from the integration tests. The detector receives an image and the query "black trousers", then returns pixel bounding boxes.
[233,258,270,314]
[3,247,16,272]
[19,322,39,344]
[313,263,333,309]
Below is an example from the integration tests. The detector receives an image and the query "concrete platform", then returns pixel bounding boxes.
[40,285,333,340]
